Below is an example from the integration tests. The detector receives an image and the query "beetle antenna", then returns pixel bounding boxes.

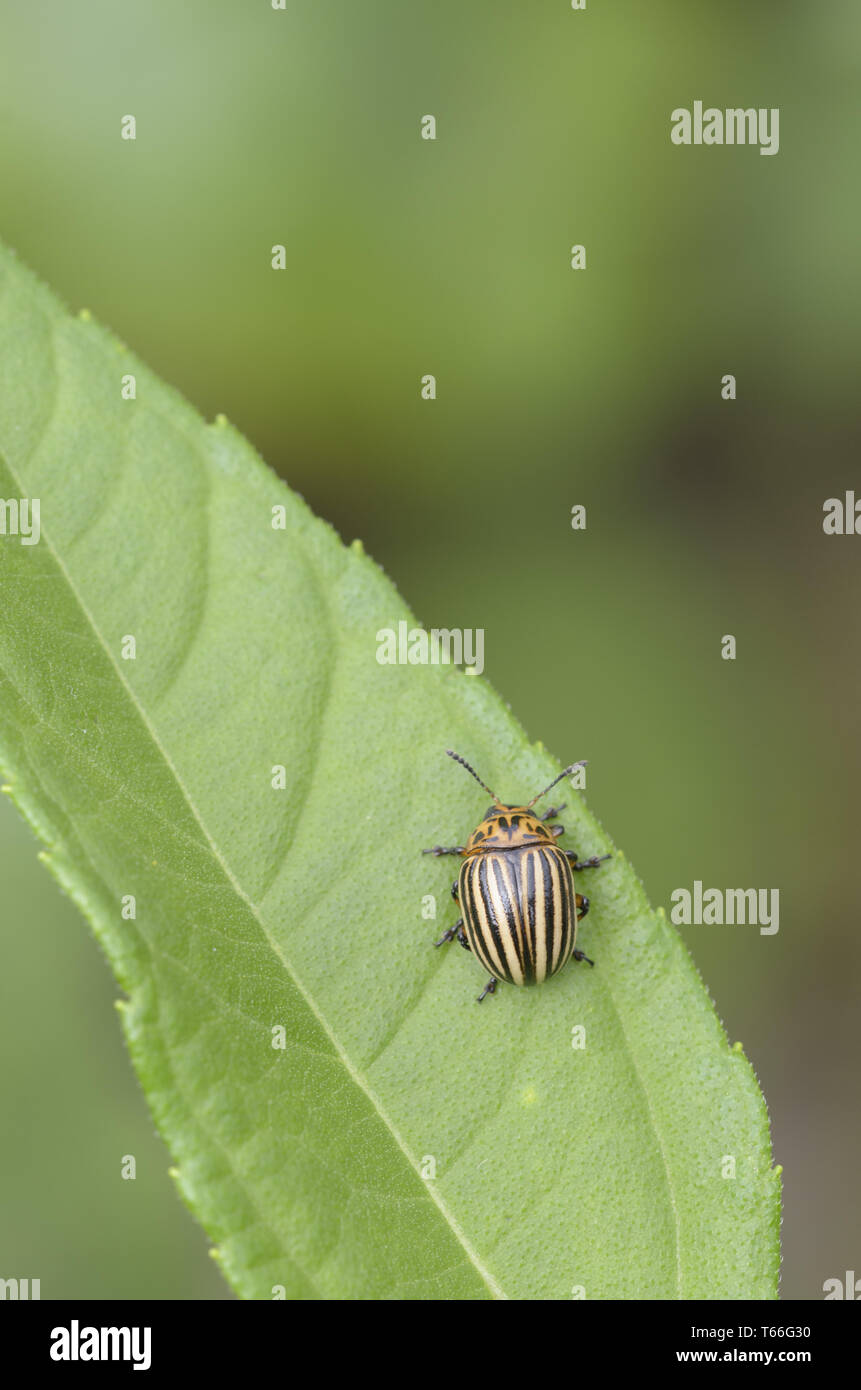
[446,750,500,802]
[526,760,588,808]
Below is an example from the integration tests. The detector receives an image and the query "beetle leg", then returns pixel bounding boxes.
[434,921,471,952]
[566,852,611,870]
[573,895,594,964]
[540,803,566,821]
[451,879,459,901]
[422,844,466,857]
[550,824,565,838]
[477,976,498,1003]
[434,918,463,947]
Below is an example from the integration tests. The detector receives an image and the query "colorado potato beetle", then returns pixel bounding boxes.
[424,750,609,1001]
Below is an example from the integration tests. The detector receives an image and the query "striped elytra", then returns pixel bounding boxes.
[459,842,576,986]
[424,751,610,1002]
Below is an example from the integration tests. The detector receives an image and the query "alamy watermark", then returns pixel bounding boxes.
[50,1322,151,1371]
[0,497,40,545]
[823,1270,860,1299]
[670,882,779,935]
[823,492,861,534]
[376,621,484,675]
[671,102,779,156]
[0,1277,40,1299]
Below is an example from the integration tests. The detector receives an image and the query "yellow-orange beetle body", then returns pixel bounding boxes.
[424,751,609,1001]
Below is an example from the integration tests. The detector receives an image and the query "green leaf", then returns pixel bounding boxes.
[0,241,780,1300]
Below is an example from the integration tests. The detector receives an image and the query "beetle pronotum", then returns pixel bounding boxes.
[424,750,609,1001]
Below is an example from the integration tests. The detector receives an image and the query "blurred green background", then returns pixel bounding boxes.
[1,0,859,1299]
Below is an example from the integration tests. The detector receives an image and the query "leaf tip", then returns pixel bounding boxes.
[731,1040,744,1054]
[350,537,365,556]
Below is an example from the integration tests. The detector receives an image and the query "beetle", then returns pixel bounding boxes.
[423,750,609,1001]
